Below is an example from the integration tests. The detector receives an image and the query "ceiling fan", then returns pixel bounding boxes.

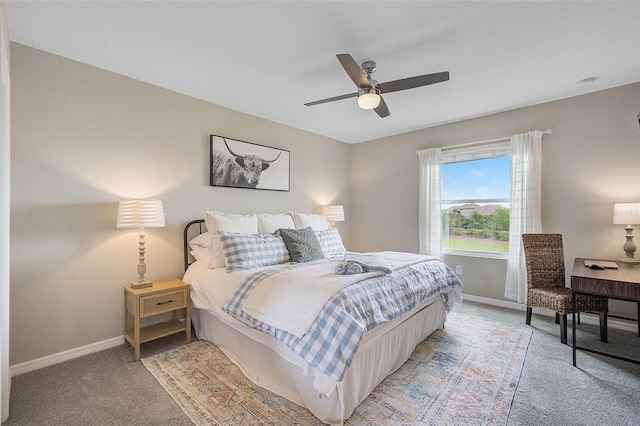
[304,54,450,118]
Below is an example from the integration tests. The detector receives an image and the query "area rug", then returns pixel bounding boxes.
[143,312,531,425]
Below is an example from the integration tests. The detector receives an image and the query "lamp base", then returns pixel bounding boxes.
[619,257,640,265]
[130,280,153,289]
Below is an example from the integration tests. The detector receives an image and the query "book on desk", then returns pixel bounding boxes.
[583,260,619,270]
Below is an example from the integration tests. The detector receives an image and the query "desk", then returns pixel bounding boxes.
[571,258,640,366]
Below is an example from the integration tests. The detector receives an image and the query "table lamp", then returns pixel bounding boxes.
[613,202,640,264]
[323,205,345,228]
[117,199,166,288]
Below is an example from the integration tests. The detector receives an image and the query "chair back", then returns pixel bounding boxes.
[522,233,565,289]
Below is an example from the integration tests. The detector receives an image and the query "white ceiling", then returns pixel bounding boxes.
[6,1,640,144]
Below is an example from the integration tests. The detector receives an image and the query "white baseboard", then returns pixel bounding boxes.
[463,294,527,311]
[462,294,638,333]
[10,335,124,377]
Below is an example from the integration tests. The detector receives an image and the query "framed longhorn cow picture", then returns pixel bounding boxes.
[210,135,290,191]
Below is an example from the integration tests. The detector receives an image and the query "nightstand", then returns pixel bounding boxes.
[123,278,191,361]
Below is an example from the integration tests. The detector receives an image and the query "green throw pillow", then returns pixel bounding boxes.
[278,227,324,263]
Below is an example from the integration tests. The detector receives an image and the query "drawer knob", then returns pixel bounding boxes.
[157,300,173,305]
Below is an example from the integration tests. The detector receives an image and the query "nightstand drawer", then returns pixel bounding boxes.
[140,289,187,317]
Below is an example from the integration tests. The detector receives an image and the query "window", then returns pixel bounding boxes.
[441,142,510,256]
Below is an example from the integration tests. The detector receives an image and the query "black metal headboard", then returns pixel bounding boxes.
[183,219,206,271]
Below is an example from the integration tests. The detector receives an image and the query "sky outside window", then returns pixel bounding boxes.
[441,156,510,203]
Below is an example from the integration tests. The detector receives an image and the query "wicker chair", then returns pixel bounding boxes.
[522,233,608,344]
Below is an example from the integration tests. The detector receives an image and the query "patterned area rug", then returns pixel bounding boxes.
[143,312,531,425]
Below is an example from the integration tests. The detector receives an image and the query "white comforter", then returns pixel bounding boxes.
[241,259,382,338]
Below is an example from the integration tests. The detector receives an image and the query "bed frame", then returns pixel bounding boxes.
[182,218,448,424]
[183,219,205,271]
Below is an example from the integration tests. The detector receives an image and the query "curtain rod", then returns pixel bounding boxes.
[438,129,552,152]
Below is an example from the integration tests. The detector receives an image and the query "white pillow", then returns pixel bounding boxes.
[290,212,328,231]
[190,248,215,266]
[203,211,259,268]
[204,211,259,234]
[256,213,295,234]
[189,231,212,251]
[188,231,215,266]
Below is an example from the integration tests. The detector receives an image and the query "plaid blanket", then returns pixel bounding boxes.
[222,251,463,388]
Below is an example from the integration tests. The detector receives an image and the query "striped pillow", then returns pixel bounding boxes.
[218,231,290,272]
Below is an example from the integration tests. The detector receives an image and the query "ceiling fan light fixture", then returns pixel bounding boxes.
[357,88,381,110]
[304,54,450,119]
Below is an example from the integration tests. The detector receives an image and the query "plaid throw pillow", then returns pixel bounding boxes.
[315,228,346,257]
[218,231,290,272]
[278,227,324,263]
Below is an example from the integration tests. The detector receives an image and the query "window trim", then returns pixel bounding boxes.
[441,141,510,163]
[442,197,510,205]
[442,248,509,260]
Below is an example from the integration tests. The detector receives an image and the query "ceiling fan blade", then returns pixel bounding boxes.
[374,96,390,118]
[304,92,357,106]
[378,71,449,94]
[336,54,371,88]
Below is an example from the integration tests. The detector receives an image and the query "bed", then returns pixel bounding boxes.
[181,212,463,425]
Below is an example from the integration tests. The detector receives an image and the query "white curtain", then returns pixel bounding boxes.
[417,148,442,258]
[504,131,544,302]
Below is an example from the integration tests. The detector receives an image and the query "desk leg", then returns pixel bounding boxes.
[599,313,608,343]
[572,292,577,367]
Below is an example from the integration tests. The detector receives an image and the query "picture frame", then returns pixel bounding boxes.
[210,135,290,191]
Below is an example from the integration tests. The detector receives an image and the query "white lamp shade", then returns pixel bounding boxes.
[357,92,381,110]
[323,205,345,222]
[612,203,640,226]
[117,199,165,228]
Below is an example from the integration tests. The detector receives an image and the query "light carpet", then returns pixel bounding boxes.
[142,312,532,425]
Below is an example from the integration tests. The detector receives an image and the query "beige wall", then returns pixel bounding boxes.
[351,83,640,313]
[10,43,351,365]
